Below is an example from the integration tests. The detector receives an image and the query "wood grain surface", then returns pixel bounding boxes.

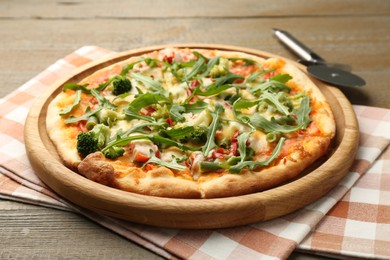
[1,0,389,259]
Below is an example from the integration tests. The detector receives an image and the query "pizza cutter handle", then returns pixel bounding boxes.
[272,28,326,65]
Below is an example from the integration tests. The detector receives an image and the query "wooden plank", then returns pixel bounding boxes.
[1,0,389,18]
[1,16,389,107]
[0,200,163,259]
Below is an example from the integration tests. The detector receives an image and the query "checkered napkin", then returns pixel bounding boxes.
[1,46,389,260]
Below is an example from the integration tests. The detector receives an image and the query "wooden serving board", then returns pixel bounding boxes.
[24,44,359,229]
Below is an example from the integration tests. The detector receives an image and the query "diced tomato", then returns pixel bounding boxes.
[228,130,240,156]
[261,70,277,80]
[229,142,238,156]
[190,80,200,89]
[144,164,155,171]
[212,151,225,159]
[140,106,155,116]
[216,147,229,154]
[162,55,174,64]
[231,130,239,142]
[77,120,88,132]
[134,152,150,163]
[166,117,174,127]
[185,88,198,104]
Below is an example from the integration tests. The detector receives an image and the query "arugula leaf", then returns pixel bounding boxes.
[149,135,200,151]
[169,104,185,122]
[143,150,186,171]
[121,61,143,76]
[183,100,208,113]
[62,83,90,93]
[101,135,151,154]
[130,72,164,93]
[182,56,206,82]
[190,71,242,97]
[195,84,233,97]
[271,73,292,83]
[260,91,290,116]
[237,131,252,162]
[112,92,131,103]
[229,137,285,173]
[246,69,275,83]
[246,96,312,134]
[59,90,81,116]
[118,122,166,138]
[228,57,260,66]
[202,103,224,156]
[90,89,117,110]
[123,93,170,123]
[295,96,312,127]
[163,126,195,140]
[246,114,297,133]
[250,80,291,94]
[212,72,244,87]
[197,56,220,78]
[124,107,155,122]
[120,57,164,76]
[233,98,258,113]
[64,106,103,124]
[128,93,170,112]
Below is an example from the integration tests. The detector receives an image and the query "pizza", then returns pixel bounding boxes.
[46,47,335,199]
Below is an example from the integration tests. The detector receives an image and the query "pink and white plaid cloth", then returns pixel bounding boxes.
[0,46,389,259]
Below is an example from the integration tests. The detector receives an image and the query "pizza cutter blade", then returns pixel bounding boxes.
[272,28,366,88]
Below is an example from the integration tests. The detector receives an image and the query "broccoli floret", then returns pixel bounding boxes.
[209,58,229,78]
[77,124,111,157]
[77,132,99,157]
[111,76,132,95]
[102,146,125,159]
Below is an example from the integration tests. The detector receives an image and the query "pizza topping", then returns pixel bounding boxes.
[60,48,321,178]
[76,124,111,158]
[111,75,132,95]
[59,90,82,116]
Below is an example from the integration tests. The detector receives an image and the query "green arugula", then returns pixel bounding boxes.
[62,83,90,93]
[183,100,208,113]
[198,136,285,174]
[229,137,285,173]
[237,131,252,162]
[143,150,186,171]
[64,106,103,124]
[124,107,155,122]
[246,69,275,83]
[202,103,224,156]
[169,104,186,122]
[59,90,81,116]
[245,96,312,134]
[197,56,220,78]
[90,89,117,110]
[250,80,291,94]
[127,93,170,112]
[182,56,206,82]
[271,73,292,83]
[260,91,290,116]
[130,72,165,94]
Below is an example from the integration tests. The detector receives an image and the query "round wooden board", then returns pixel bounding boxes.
[24,44,359,229]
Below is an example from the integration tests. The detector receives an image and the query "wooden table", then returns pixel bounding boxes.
[1,1,389,259]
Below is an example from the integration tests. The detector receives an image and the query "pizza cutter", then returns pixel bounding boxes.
[272,28,366,88]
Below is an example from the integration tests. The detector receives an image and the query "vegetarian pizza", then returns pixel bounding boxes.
[46,47,335,198]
